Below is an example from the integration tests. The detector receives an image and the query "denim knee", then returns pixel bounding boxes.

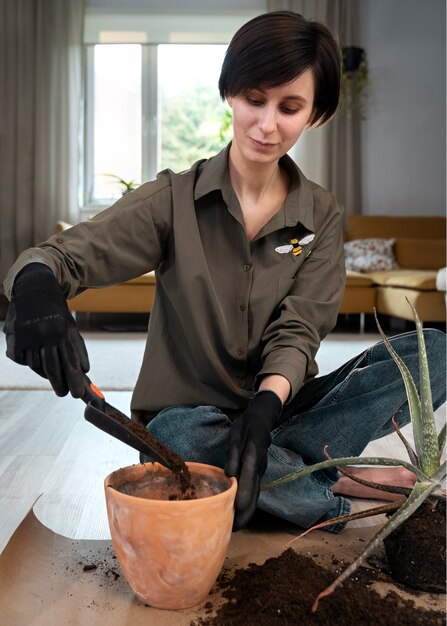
[142,405,230,468]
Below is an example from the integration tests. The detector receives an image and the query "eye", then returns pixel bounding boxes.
[246,95,263,106]
[281,106,301,115]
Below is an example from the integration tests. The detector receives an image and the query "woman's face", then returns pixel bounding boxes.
[227,69,315,167]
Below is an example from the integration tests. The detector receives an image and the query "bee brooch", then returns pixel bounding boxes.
[275,233,315,256]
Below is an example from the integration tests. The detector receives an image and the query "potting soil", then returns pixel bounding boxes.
[110,411,195,496]
[116,468,230,501]
[384,499,446,592]
[191,548,445,626]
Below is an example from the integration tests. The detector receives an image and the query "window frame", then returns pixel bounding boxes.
[81,12,260,218]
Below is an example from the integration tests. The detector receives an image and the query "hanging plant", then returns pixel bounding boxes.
[340,46,370,119]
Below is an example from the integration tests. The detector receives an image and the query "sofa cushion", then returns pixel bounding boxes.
[394,238,446,270]
[345,270,375,286]
[367,270,437,291]
[436,268,447,292]
[376,287,446,322]
[344,238,399,272]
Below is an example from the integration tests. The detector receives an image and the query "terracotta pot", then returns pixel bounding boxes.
[104,461,237,609]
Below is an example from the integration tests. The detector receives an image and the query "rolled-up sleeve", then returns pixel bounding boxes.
[256,196,345,400]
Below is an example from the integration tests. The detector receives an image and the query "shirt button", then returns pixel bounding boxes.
[237,347,245,356]
[243,264,250,271]
[239,304,246,311]
[56,237,64,243]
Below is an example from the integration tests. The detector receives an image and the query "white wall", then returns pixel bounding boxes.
[359,0,446,216]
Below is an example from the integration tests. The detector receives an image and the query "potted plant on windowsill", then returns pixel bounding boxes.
[103,174,140,196]
[262,301,446,611]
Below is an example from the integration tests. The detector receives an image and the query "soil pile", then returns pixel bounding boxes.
[384,500,446,592]
[192,548,445,626]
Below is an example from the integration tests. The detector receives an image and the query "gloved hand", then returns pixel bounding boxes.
[225,390,283,530]
[4,262,90,397]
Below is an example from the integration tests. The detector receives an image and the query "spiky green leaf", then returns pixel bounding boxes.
[312,481,437,612]
[374,309,425,464]
[261,455,428,491]
[335,463,414,496]
[291,501,402,541]
[430,460,446,484]
[391,415,419,467]
[406,300,439,475]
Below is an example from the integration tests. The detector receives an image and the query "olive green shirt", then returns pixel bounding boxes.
[4,145,345,422]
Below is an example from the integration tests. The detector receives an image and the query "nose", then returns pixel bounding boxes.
[258,105,277,135]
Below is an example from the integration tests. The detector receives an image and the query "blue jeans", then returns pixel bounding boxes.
[142,330,446,532]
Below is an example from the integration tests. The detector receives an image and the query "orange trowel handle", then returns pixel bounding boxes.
[82,375,106,410]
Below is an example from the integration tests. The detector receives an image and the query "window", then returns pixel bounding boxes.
[85,42,230,208]
[158,44,229,173]
[91,44,142,202]
[82,12,261,212]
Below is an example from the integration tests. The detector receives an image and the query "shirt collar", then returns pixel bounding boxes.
[194,143,315,233]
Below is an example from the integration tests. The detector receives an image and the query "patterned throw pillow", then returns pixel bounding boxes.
[344,238,399,272]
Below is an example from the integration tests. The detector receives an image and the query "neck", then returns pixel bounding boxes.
[228,142,282,202]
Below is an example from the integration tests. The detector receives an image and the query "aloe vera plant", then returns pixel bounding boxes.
[262,301,446,611]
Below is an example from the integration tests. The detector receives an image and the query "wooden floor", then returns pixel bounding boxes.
[0,389,136,552]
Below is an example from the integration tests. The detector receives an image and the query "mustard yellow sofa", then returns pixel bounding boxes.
[60,216,446,324]
[67,273,156,314]
[340,215,446,322]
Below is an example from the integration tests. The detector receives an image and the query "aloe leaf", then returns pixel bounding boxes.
[374,309,424,462]
[430,460,446,484]
[335,461,444,499]
[391,415,419,467]
[261,455,428,491]
[325,446,415,496]
[406,300,439,476]
[311,481,437,612]
[287,501,402,544]
[335,464,414,496]
[438,424,446,457]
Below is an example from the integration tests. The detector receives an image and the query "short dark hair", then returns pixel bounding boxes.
[218,11,341,127]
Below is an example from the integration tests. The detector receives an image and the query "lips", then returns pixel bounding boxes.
[250,137,276,148]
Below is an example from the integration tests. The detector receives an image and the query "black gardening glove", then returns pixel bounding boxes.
[225,390,283,530]
[4,263,90,397]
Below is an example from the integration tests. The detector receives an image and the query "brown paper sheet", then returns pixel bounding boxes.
[0,511,444,625]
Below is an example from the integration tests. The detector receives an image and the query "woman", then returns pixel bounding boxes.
[4,12,445,531]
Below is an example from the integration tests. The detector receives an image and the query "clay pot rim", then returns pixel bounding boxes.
[104,461,237,507]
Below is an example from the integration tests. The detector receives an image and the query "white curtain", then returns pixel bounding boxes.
[268,0,362,217]
[0,0,85,290]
